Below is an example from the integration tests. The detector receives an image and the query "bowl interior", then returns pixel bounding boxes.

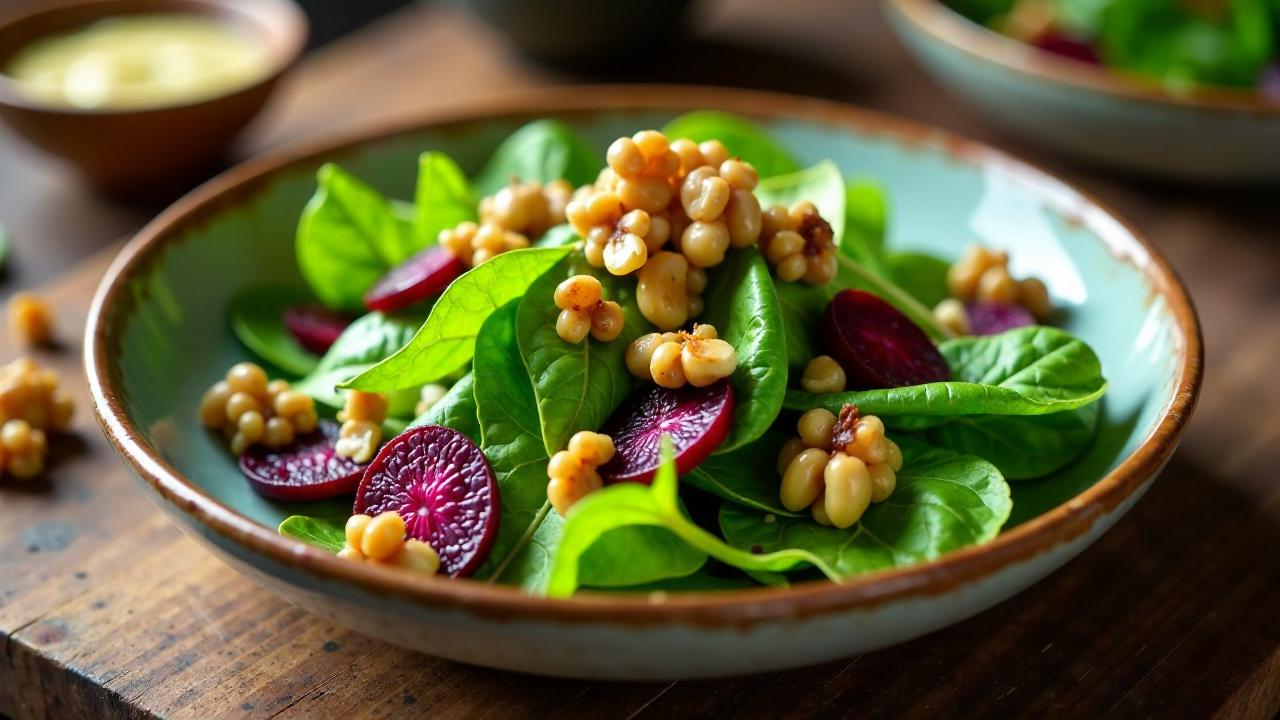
[103,107,1187,571]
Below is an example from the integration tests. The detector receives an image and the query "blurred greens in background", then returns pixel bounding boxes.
[949,0,1280,92]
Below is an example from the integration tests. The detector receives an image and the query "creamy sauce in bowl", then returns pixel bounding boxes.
[4,14,270,110]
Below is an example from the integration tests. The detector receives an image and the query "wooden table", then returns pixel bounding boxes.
[1,2,1276,717]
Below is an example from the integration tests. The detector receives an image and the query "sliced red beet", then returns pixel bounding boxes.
[599,380,734,485]
[363,245,465,313]
[353,425,498,577]
[283,305,353,355]
[966,301,1036,336]
[240,420,363,501]
[823,289,950,389]
[1030,30,1101,65]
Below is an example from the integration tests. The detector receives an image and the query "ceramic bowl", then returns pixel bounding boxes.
[886,0,1280,183]
[0,0,307,199]
[86,86,1202,680]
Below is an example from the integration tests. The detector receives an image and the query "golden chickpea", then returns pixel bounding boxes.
[608,137,646,178]
[884,439,904,473]
[225,392,260,425]
[780,448,829,512]
[823,453,872,528]
[1,419,31,452]
[646,214,671,253]
[8,293,54,346]
[681,167,731,222]
[392,539,441,574]
[603,231,648,276]
[686,267,708,295]
[226,362,269,399]
[618,209,651,238]
[765,230,804,264]
[797,408,837,450]
[336,419,381,464]
[556,309,591,344]
[811,495,833,526]
[294,408,319,434]
[718,159,758,191]
[346,514,373,551]
[274,390,314,421]
[698,140,729,168]
[547,449,581,483]
[264,416,295,448]
[554,275,603,314]
[568,431,615,466]
[590,301,624,342]
[725,190,762,248]
[199,381,233,428]
[777,255,807,283]
[547,467,603,517]
[670,138,703,174]
[1020,277,1052,319]
[687,295,705,318]
[336,546,364,561]
[618,177,672,214]
[51,390,74,431]
[342,391,389,425]
[9,450,44,479]
[934,298,971,336]
[868,462,897,503]
[360,511,406,561]
[977,265,1020,305]
[649,341,687,389]
[681,336,737,387]
[804,249,839,285]
[843,415,889,465]
[681,221,731,268]
[626,333,664,379]
[237,410,266,444]
[691,323,717,340]
[801,356,846,394]
[636,252,690,331]
[776,437,807,476]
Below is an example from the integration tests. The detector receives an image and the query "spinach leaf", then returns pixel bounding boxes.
[228,285,320,376]
[661,111,800,179]
[534,223,579,248]
[516,255,651,455]
[410,372,481,441]
[924,402,1100,480]
[414,151,476,247]
[719,441,1011,577]
[292,310,427,413]
[473,304,706,592]
[296,164,407,311]
[700,247,788,452]
[341,246,573,392]
[843,178,889,274]
[474,119,602,196]
[278,515,345,553]
[886,251,951,310]
[683,430,801,516]
[546,437,838,597]
[774,281,830,369]
[755,161,846,245]
[784,326,1107,417]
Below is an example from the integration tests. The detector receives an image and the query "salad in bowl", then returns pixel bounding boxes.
[86,89,1199,677]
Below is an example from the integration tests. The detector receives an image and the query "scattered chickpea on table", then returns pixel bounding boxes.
[0,356,75,480]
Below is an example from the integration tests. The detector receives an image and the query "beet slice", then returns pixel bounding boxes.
[353,425,498,577]
[283,305,353,355]
[240,420,363,501]
[966,301,1036,336]
[1030,30,1100,65]
[599,380,735,485]
[363,246,465,313]
[823,289,950,389]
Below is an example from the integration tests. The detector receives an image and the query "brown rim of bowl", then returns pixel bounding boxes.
[889,0,1280,116]
[85,84,1203,628]
[0,0,307,115]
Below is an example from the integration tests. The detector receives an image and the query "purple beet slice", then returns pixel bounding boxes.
[283,305,353,355]
[240,420,363,501]
[1030,30,1100,65]
[823,289,950,389]
[363,245,465,313]
[353,425,498,577]
[599,380,735,485]
[966,301,1036,336]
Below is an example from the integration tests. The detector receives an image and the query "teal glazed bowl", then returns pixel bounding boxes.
[887,0,1280,183]
[86,86,1202,680]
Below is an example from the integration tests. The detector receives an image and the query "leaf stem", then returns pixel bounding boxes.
[488,500,552,584]
[837,255,956,342]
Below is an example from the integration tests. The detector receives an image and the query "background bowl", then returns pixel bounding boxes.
[886,0,1280,183]
[86,86,1201,680]
[0,0,306,199]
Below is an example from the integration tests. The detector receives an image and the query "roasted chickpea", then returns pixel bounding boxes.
[801,355,846,394]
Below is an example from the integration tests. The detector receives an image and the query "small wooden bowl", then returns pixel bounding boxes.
[0,0,307,199]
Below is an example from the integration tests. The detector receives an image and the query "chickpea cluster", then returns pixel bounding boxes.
[565,130,762,329]
[940,245,1052,334]
[0,357,74,432]
[199,362,318,455]
[626,324,737,389]
[778,404,902,529]
[438,221,530,268]
[552,274,624,344]
[8,293,55,347]
[479,179,572,239]
[335,390,388,464]
[0,419,48,480]
[760,201,838,285]
[547,431,615,516]
[800,355,847,394]
[339,511,440,575]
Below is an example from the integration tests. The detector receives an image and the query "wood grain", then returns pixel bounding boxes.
[0,1,1277,718]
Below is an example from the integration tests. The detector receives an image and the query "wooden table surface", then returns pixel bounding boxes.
[1,2,1277,718]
